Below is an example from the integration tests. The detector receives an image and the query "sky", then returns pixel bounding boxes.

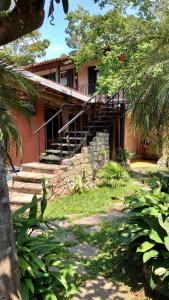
[39,0,109,61]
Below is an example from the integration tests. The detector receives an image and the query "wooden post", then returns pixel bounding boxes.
[120,113,125,149]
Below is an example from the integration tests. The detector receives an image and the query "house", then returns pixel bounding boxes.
[23,55,158,164]
[9,55,158,206]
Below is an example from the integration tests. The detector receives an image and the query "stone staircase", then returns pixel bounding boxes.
[9,163,60,209]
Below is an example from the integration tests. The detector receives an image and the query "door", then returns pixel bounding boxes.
[88,66,98,95]
[67,69,74,88]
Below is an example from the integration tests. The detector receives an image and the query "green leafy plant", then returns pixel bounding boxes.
[97,149,107,157]
[147,172,169,194]
[72,175,91,194]
[120,188,169,293]
[97,161,129,187]
[13,179,78,300]
[118,148,134,163]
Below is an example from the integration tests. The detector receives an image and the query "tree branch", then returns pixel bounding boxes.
[0,0,45,46]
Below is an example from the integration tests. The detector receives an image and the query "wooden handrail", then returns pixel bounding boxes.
[34,103,73,134]
[83,95,95,108]
[58,109,88,134]
[105,92,119,104]
[58,95,95,135]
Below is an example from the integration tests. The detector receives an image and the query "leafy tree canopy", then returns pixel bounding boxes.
[1,31,50,66]
[66,0,169,153]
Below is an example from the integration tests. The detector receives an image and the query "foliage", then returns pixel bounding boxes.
[72,175,91,194]
[0,54,35,164]
[65,1,169,153]
[147,172,169,194]
[120,188,169,292]
[45,179,138,220]
[94,0,165,19]
[97,161,129,187]
[118,148,134,163]
[12,179,77,300]
[1,31,50,66]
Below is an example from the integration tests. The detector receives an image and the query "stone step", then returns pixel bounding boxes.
[40,155,62,163]
[8,180,43,195]
[22,162,60,174]
[10,192,42,204]
[12,171,55,185]
[10,192,42,210]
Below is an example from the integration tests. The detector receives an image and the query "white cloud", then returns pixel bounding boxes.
[36,43,69,62]
[48,44,67,53]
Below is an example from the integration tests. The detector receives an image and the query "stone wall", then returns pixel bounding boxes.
[51,132,110,197]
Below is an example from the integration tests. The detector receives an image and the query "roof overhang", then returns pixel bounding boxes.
[23,70,90,107]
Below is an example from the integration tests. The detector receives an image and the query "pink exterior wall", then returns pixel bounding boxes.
[124,114,158,159]
[11,101,45,165]
[78,61,96,89]
[124,114,141,156]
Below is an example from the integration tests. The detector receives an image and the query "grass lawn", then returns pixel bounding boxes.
[44,178,139,221]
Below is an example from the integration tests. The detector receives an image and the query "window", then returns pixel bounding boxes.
[60,71,67,86]
[43,72,56,81]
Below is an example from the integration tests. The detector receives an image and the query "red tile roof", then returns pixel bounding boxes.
[25,55,72,70]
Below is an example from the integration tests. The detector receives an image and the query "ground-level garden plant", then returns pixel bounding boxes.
[147,172,169,194]
[13,181,78,300]
[120,188,169,295]
[97,161,129,187]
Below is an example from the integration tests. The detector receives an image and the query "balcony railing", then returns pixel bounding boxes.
[77,83,96,96]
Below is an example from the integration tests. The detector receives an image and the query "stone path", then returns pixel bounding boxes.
[40,163,156,299]
[73,276,143,300]
[48,208,149,300]
[73,210,126,227]
[69,242,98,259]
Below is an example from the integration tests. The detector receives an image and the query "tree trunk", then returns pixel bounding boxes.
[0,145,22,300]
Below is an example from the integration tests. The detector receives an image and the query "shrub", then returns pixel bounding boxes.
[13,180,77,300]
[97,161,129,187]
[147,172,169,194]
[118,148,134,163]
[120,188,169,292]
[72,175,91,193]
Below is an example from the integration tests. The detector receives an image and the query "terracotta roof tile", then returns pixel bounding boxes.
[25,55,71,70]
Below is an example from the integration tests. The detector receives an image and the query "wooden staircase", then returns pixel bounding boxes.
[9,92,126,209]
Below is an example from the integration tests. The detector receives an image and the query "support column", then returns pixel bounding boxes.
[120,113,125,149]
[62,105,69,127]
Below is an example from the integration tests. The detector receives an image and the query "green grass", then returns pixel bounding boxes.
[44,178,139,220]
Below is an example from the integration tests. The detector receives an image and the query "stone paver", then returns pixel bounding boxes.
[73,276,140,300]
[74,216,102,226]
[73,211,125,227]
[103,211,125,221]
[48,219,70,229]
[69,242,98,259]
[56,233,76,243]
[83,225,101,234]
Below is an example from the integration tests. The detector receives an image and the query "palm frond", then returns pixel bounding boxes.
[0,53,36,165]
